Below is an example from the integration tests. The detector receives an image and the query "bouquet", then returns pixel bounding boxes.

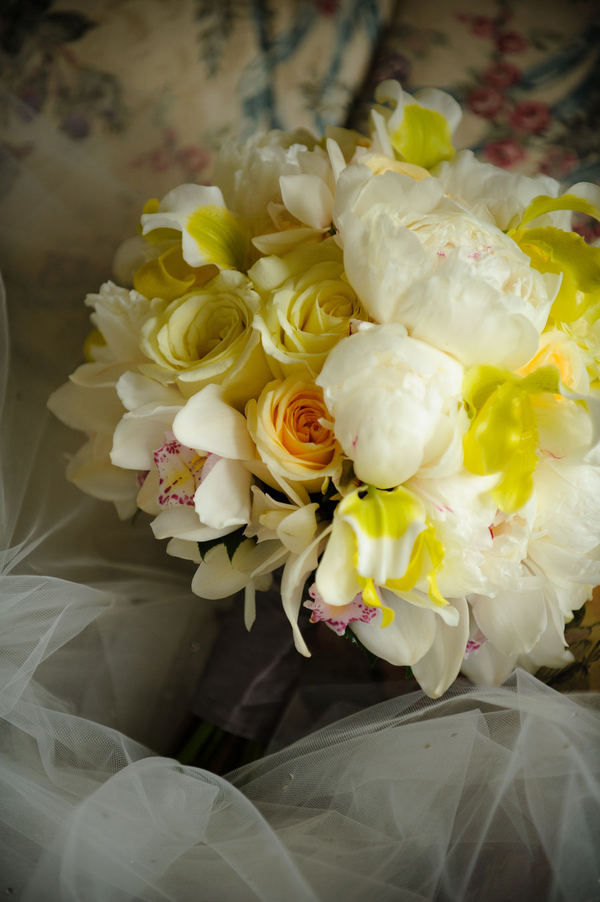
[49,81,600,699]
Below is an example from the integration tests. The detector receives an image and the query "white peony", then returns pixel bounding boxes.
[334,165,557,368]
[316,322,466,489]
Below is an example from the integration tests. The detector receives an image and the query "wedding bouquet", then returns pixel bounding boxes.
[49,81,600,699]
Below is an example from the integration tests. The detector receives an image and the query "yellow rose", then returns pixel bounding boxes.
[139,269,271,408]
[249,238,367,378]
[246,377,342,494]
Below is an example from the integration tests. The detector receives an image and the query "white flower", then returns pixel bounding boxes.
[334,166,556,368]
[353,593,469,698]
[434,150,563,231]
[316,323,466,489]
[249,239,366,378]
[370,80,461,171]
[140,184,249,270]
[137,269,271,407]
[212,128,331,238]
[47,283,162,518]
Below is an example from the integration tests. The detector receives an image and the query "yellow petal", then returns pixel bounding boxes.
[390,103,454,170]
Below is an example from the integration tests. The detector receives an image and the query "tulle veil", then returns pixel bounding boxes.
[1,94,599,902]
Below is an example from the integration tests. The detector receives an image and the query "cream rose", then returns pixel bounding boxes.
[249,239,367,378]
[138,269,271,408]
[246,377,342,495]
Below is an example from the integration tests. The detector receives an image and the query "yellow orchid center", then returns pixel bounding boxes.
[390,104,455,170]
[186,205,249,271]
[462,364,561,513]
[509,193,600,324]
[338,484,448,625]
[133,245,218,302]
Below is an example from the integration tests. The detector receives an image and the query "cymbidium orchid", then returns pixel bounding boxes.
[49,77,600,699]
[370,80,461,171]
[140,184,249,271]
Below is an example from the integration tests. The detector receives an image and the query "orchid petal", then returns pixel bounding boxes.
[412,596,469,697]
[111,404,181,470]
[172,384,255,459]
[280,174,334,230]
[351,591,436,665]
[194,457,252,529]
[470,587,547,657]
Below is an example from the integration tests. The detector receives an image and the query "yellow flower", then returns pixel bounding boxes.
[249,239,367,378]
[245,377,342,496]
[139,270,271,408]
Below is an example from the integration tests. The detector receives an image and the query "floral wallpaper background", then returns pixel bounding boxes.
[0,0,598,690]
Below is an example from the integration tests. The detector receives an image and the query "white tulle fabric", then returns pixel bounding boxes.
[2,273,600,902]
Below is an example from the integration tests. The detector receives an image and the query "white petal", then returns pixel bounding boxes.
[136,469,161,515]
[471,586,547,657]
[173,384,254,459]
[281,528,329,657]
[276,503,319,554]
[352,592,436,666]
[460,640,517,687]
[111,404,181,470]
[69,361,129,388]
[151,506,231,542]
[280,174,334,230]
[412,596,469,697]
[194,458,252,529]
[326,138,346,181]
[166,538,201,563]
[48,380,123,435]
[116,371,182,412]
[66,436,138,504]
[315,520,360,606]
[191,543,249,600]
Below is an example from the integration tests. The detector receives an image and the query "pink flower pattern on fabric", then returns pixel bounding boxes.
[153,433,206,507]
[304,584,377,636]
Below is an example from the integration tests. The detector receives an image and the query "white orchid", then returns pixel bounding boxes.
[370,80,461,170]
